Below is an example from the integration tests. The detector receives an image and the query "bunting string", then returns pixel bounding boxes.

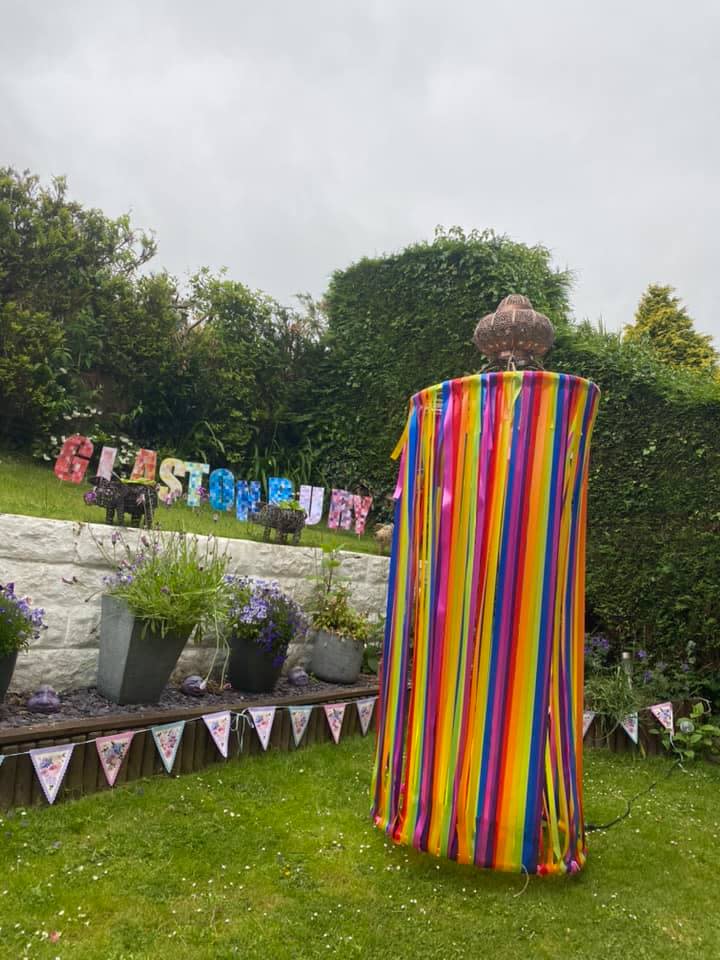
[0,696,378,804]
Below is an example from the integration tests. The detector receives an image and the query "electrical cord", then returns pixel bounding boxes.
[585,759,681,832]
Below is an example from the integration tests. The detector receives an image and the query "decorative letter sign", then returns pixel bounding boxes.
[352,495,373,535]
[236,480,262,521]
[130,449,157,482]
[158,458,186,501]
[328,489,353,530]
[184,462,210,507]
[209,469,235,512]
[54,435,94,484]
[268,477,293,505]
[96,446,118,480]
[299,485,325,525]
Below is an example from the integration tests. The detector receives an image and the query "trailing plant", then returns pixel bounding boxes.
[99,529,230,638]
[225,577,307,668]
[0,583,46,657]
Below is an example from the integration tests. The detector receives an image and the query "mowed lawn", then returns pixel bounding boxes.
[0,738,718,960]
[0,451,379,554]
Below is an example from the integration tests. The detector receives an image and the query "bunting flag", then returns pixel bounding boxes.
[356,697,376,736]
[288,706,313,747]
[649,701,674,734]
[324,703,346,744]
[582,711,596,739]
[249,707,275,751]
[621,713,639,744]
[371,370,600,876]
[203,712,231,758]
[152,721,185,773]
[96,732,135,787]
[30,744,75,805]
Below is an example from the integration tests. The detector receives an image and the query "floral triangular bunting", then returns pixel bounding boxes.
[288,706,312,747]
[356,698,376,736]
[249,707,276,751]
[649,701,674,734]
[621,713,639,744]
[30,744,75,804]
[203,712,231,758]
[582,710,595,739]
[96,731,134,787]
[324,703,346,744]
[152,721,185,773]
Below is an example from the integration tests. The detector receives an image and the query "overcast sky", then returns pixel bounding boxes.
[2,0,719,343]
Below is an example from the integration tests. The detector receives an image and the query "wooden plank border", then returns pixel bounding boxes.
[0,688,379,812]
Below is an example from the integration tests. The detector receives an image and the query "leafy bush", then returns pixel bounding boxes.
[657,701,720,762]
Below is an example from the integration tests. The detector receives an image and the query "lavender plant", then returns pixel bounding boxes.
[225,577,307,668]
[99,529,230,639]
[0,582,46,657]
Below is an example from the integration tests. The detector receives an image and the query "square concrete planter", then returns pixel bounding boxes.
[97,595,190,704]
[0,651,18,703]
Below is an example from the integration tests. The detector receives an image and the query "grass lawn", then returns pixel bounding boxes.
[1,740,718,960]
[0,451,380,555]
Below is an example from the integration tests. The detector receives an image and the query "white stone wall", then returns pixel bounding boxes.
[0,515,390,692]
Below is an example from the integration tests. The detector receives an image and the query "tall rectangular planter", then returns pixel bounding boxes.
[97,595,189,705]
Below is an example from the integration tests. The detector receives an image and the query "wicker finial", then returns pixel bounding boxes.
[473,294,554,370]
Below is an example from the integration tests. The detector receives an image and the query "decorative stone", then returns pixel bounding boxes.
[288,665,310,687]
[27,685,61,713]
[180,674,206,697]
[473,294,555,370]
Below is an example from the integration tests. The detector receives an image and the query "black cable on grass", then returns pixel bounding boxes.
[585,759,681,832]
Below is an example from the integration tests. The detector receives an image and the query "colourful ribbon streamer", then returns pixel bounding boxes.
[371,371,600,875]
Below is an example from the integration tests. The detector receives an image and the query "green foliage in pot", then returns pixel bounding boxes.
[0,582,46,657]
[308,547,371,644]
[100,529,230,638]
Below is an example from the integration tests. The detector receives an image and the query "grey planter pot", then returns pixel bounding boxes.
[0,650,18,703]
[97,595,190,704]
[309,629,363,684]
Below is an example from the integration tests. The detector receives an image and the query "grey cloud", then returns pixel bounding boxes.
[1,0,718,343]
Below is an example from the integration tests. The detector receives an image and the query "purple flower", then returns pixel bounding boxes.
[636,649,647,660]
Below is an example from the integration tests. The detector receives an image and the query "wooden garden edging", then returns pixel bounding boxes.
[584,701,689,757]
[0,683,378,812]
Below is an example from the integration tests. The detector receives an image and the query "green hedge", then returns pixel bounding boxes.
[311,232,720,667]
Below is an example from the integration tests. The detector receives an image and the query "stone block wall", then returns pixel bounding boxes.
[0,515,390,692]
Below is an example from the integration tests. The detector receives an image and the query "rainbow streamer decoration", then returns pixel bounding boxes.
[371,371,599,875]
